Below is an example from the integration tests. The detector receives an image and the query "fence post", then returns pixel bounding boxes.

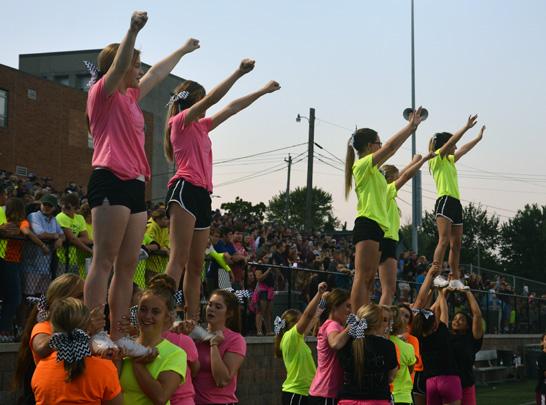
[287,267,292,312]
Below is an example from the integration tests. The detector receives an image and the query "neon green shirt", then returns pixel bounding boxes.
[0,207,6,259]
[56,212,87,265]
[390,335,416,404]
[384,182,400,241]
[353,154,388,231]
[281,326,316,395]
[120,339,186,405]
[429,150,460,200]
[145,219,169,274]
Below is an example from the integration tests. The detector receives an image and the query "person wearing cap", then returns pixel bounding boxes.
[24,194,65,296]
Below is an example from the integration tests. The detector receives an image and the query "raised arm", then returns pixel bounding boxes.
[184,59,255,125]
[394,152,435,190]
[372,107,425,167]
[455,125,485,162]
[296,282,328,335]
[413,264,440,309]
[210,81,280,131]
[138,38,200,101]
[431,288,449,325]
[465,290,484,339]
[438,115,478,157]
[103,11,148,96]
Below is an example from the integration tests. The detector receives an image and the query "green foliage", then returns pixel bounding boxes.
[267,186,339,232]
[220,196,266,222]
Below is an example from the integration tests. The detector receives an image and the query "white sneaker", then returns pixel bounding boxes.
[115,336,152,357]
[189,325,214,342]
[433,275,449,288]
[90,331,118,357]
[449,279,470,290]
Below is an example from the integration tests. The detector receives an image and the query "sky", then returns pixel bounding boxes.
[2,1,546,228]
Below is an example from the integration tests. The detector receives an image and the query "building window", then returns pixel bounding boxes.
[0,89,7,128]
[54,75,70,86]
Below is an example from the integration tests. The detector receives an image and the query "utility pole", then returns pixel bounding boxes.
[284,154,292,222]
[304,107,315,233]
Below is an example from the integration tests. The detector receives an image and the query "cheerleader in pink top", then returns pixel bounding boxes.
[163,59,280,321]
[84,10,200,354]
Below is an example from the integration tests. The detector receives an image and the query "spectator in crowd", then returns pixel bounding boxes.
[252,255,276,336]
[77,202,94,277]
[56,193,92,275]
[23,194,65,297]
[144,208,170,284]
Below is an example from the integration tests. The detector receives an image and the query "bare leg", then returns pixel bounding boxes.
[432,217,452,268]
[109,212,147,340]
[165,204,195,286]
[448,225,463,279]
[379,258,397,305]
[184,228,210,321]
[351,240,381,311]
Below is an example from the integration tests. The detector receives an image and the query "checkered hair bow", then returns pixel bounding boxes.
[174,290,185,306]
[129,305,138,327]
[49,329,91,364]
[346,313,368,339]
[224,288,252,304]
[82,60,103,88]
[166,90,190,108]
[27,295,49,322]
[273,316,286,336]
[411,308,434,320]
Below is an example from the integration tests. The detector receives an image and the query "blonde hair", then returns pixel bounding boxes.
[274,309,301,358]
[164,80,206,162]
[97,43,140,75]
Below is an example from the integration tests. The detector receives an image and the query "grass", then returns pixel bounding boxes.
[476,379,535,405]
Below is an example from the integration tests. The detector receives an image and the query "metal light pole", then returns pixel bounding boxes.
[284,154,292,222]
[296,108,316,233]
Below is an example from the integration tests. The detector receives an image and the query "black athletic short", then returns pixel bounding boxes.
[353,216,384,244]
[380,238,398,263]
[282,392,308,405]
[434,195,463,225]
[88,169,146,214]
[412,370,426,396]
[308,396,337,405]
[165,178,212,230]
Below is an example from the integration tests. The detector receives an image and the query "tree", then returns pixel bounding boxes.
[400,203,501,269]
[220,197,266,222]
[500,204,546,281]
[267,186,339,232]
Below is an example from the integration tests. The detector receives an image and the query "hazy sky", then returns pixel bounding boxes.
[3,1,546,227]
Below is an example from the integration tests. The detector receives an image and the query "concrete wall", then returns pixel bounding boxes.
[0,334,539,405]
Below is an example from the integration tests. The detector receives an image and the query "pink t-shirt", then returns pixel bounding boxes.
[193,328,246,404]
[163,331,199,405]
[87,77,151,180]
[309,319,344,398]
[168,110,213,192]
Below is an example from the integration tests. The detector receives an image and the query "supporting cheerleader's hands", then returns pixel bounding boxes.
[130,11,148,33]
[181,38,200,54]
[238,59,256,75]
[87,305,106,336]
[209,330,225,346]
[263,80,281,93]
[133,347,159,364]
[171,320,197,335]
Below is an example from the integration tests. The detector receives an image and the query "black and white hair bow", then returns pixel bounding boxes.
[346,313,368,339]
[224,288,252,304]
[49,329,91,364]
[27,295,49,322]
[174,290,185,306]
[166,90,190,108]
[129,305,138,327]
[411,308,434,320]
[82,60,103,88]
[273,316,286,336]
[318,298,327,311]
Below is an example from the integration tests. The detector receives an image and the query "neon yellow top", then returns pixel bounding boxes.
[0,207,6,259]
[120,339,186,405]
[353,154,388,231]
[429,150,460,200]
[384,182,400,241]
[390,335,416,404]
[56,212,87,265]
[281,326,316,395]
[145,218,169,274]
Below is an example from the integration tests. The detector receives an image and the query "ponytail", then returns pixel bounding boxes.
[345,138,355,199]
[273,309,300,358]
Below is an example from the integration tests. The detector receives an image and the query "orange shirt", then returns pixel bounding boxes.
[32,353,121,405]
[30,321,53,365]
[406,334,422,373]
[4,219,29,262]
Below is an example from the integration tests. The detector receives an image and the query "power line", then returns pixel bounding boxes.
[214,142,307,165]
[315,157,344,172]
[314,142,345,164]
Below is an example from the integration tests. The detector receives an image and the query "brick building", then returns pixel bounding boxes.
[0,63,154,197]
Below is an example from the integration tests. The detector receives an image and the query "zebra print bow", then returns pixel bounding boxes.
[82,60,103,88]
[129,305,138,327]
[346,313,368,339]
[411,308,434,320]
[273,316,286,336]
[174,290,185,306]
[49,329,91,364]
[27,295,49,322]
[166,90,190,108]
[224,288,252,304]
